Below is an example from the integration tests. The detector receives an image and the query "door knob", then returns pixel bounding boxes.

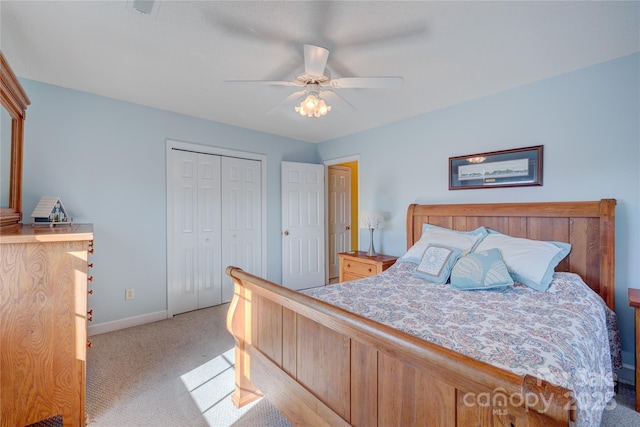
[283,230,289,236]
[346,225,351,230]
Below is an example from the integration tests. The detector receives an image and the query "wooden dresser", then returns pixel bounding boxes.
[338,251,398,283]
[0,224,94,427]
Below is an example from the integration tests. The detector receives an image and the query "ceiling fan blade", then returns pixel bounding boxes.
[304,44,330,77]
[327,76,404,89]
[267,90,306,114]
[205,10,294,46]
[224,80,299,87]
[321,90,357,111]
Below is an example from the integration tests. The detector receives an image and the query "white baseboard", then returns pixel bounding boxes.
[618,363,636,385]
[88,310,168,336]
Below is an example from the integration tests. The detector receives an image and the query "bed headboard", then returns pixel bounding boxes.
[406,199,616,310]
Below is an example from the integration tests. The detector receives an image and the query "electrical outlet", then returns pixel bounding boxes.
[125,288,134,300]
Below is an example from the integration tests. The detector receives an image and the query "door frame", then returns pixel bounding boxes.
[327,165,351,281]
[324,155,360,283]
[166,139,267,317]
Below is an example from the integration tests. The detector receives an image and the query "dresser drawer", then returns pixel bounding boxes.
[343,259,376,276]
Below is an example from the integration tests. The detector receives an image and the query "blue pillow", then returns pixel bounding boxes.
[413,244,463,284]
[450,249,514,290]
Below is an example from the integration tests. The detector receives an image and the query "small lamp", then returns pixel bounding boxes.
[359,210,384,256]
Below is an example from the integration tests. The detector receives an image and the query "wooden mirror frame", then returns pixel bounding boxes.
[0,51,30,227]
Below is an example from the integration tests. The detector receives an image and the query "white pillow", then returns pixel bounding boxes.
[473,231,571,292]
[399,224,488,264]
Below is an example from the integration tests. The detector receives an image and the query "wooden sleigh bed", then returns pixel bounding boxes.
[226,199,616,427]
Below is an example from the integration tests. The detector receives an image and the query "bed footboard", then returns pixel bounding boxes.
[226,266,575,427]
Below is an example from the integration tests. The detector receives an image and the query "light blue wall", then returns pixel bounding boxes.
[318,53,640,367]
[19,52,639,367]
[20,79,319,325]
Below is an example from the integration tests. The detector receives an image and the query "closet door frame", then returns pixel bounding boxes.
[165,139,267,318]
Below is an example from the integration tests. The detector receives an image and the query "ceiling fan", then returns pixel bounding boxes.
[226,44,404,117]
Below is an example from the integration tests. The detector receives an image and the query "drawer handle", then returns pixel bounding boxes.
[88,289,94,295]
[346,263,351,268]
[88,263,94,268]
[88,276,94,282]
[368,268,372,273]
[87,316,93,322]
[87,341,93,348]
[88,248,95,254]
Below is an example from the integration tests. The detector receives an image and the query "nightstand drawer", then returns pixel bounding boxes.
[337,251,398,283]
[343,259,376,276]
[342,272,365,282]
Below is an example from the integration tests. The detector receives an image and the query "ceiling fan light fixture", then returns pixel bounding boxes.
[317,100,330,115]
[305,94,318,109]
[295,93,331,118]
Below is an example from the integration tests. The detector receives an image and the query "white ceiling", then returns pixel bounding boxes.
[1,1,638,143]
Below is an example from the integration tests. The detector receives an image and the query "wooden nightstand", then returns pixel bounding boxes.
[629,288,640,412]
[338,251,398,283]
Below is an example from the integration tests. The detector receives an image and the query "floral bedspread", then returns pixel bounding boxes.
[304,262,621,427]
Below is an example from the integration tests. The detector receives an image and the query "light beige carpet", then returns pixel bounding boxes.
[86,304,639,426]
[86,304,291,426]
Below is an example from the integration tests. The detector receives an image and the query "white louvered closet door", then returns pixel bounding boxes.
[221,157,262,303]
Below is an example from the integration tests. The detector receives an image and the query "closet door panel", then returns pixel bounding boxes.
[197,154,222,308]
[171,151,199,314]
[242,163,262,278]
[221,157,262,303]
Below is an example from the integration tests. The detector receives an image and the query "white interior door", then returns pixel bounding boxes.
[221,157,262,302]
[169,150,222,315]
[282,161,325,290]
[328,166,351,280]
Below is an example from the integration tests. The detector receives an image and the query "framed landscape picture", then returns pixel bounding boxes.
[449,145,543,190]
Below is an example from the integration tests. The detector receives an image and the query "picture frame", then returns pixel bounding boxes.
[449,145,543,190]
